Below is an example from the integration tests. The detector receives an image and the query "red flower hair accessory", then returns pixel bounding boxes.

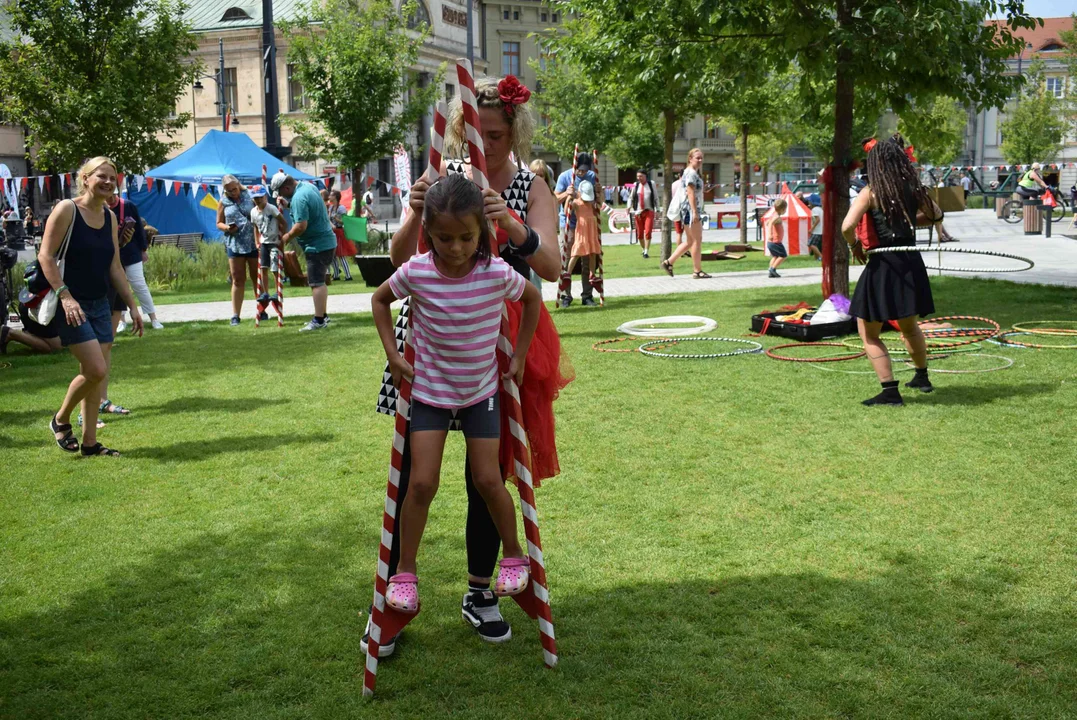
[862,138,878,153]
[904,145,917,163]
[498,75,531,116]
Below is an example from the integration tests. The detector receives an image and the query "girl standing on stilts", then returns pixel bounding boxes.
[371,174,543,611]
[842,134,940,406]
[566,180,601,303]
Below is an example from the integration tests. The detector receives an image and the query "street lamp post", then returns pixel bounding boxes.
[193,38,236,131]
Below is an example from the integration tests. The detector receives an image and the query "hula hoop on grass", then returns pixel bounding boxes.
[842,336,986,353]
[993,331,1077,350]
[591,337,679,353]
[0,362,10,370]
[865,246,1034,273]
[765,342,866,363]
[617,315,718,337]
[903,354,1014,374]
[1011,320,1077,336]
[806,362,914,375]
[638,337,762,359]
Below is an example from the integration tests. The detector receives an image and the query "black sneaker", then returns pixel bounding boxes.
[258,311,269,321]
[230,315,241,326]
[359,607,397,658]
[461,591,512,643]
[582,297,598,307]
[768,268,781,278]
[257,292,270,305]
[905,372,934,393]
[558,296,572,309]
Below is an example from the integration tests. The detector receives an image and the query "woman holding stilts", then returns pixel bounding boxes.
[842,134,940,406]
[367,73,569,656]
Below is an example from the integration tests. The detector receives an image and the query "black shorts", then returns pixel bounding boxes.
[766,242,788,258]
[17,303,59,339]
[410,395,500,439]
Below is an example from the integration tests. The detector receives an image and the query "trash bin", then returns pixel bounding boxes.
[1023,198,1042,235]
[995,196,1008,219]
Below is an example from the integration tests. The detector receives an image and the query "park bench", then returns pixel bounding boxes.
[153,232,203,253]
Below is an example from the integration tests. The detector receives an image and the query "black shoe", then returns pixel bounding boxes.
[768,268,780,278]
[359,607,397,658]
[230,315,240,326]
[258,311,269,321]
[642,250,649,259]
[257,293,270,305]
[905,370,934,393]
[558,296,572,309]
[862,389,904,406]
[582,297,598,307]
[461,591,512,643]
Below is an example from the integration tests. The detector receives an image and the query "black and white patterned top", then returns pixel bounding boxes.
[375,161,538,419]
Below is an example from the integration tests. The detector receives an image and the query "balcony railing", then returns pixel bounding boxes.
[695,137,736,150]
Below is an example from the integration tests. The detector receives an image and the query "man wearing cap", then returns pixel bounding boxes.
[554,152,599,307]
[271,172,337,331]
[628,169,657,258]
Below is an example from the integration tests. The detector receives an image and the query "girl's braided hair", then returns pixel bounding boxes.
[864,133,936,234]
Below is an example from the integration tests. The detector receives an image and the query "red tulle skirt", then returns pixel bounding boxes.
[497,301,574,486]
[334,227,358,257]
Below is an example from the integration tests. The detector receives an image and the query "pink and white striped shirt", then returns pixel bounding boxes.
[388,252,526,409]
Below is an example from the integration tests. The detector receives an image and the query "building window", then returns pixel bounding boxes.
[513,10,519,20]
[287,64,306,111]
[1046,77,1064,98]
[541,11,547,21]
[503,8,509,19]
[502,41,520,77]
[407,0,430,29]
[223,67,239,114]
[552,12,559,22]
[221,7,252,21]
[702,115,719,139]
[445,83,455,102]
[676,122,686,140]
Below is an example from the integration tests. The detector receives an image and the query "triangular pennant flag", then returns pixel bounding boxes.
[18,177,27,190]
[218,184,226,198]
[366,176,375,188]
[117,173,125,190]
[135,175,144,192]
[146,177,154,191]
[44,176,52,194]
[37,176,44,193]
[183,182,191,195]
[163,179,173,195]
[201,183,208,193]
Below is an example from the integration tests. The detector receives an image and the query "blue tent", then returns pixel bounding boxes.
[130,131,320,238]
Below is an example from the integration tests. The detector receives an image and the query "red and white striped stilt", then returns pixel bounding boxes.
[254,271,263,329]
[457,55,558,665]
[273,250,284,327]
[262,164,268,186]
[591,150,604,306]
[558,143,578,304]
[363,100,451,699]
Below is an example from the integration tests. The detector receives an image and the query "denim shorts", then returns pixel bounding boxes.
[227,248,258,259]
[305,248,335,288]
[767,242,788,258]
[57,296,114,347]
[411,394,501,439]
[259,243,281,271]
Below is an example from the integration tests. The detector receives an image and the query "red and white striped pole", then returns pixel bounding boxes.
[254,270,263,328]
[590,149,605,305]
[262,164,268,186]
[274,251,284,327]
[363,100,451,699]
[457,55,558,667]
[558,144,578,303]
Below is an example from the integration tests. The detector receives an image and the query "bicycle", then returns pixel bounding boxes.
[0,245,19,327]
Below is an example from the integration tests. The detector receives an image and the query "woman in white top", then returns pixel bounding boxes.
[662,148,710,278]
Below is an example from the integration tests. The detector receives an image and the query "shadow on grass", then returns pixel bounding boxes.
[136,396,290,417]
[912,381,1058,406]
[128,432,334,462]
[2,522,1072,718]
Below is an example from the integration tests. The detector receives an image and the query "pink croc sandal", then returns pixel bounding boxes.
[385,573,420,613]
[495,557,530,597]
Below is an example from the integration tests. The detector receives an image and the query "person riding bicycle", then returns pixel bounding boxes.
[1016,163,1048,199]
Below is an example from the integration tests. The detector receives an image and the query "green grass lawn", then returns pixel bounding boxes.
[149,242,820,306]
[2,278,1076,718]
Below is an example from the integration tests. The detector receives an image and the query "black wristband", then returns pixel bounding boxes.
[510,224,541,257]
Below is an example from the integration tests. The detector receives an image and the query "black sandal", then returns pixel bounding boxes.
[661,260,674,277]
[80,443,121,457]
[692,271,712,279]
[50,414,79,453]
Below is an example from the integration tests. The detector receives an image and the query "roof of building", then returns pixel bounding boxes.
[182,0,305,32]
[988,16,1074,58]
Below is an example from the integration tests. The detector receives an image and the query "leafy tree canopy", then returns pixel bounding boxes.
[999,62,1065,165]
[897,96,968,166]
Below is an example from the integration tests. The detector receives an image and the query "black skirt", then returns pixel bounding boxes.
[850,249,935,322]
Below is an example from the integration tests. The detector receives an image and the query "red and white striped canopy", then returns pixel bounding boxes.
[763,183,813,255]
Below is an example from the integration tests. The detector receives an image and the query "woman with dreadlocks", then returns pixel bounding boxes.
[841,134,941,406]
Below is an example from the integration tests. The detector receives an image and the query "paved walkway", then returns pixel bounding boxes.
[98,209,1077,324]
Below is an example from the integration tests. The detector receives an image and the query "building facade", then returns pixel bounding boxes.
[166,0,484,213]
[960,17,1075,189]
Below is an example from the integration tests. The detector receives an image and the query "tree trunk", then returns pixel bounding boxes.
[661,107,675,261]
[739,123,749,245]
[830,0,854,298]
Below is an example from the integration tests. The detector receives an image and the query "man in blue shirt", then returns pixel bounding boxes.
[272,172,337,331]
[554,152,599,307]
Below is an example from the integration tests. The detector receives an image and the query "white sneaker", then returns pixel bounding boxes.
[151,320,164,330]
[116,321,127,333]
[299,318,328,332]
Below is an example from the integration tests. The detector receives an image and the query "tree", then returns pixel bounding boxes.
[999,63,1065,164]
[897,96,968,166]
[279,0,441,178]
[605,110,664,171]
[724,0,1039,296]
[547,0,737,259]
[0,0,199,173]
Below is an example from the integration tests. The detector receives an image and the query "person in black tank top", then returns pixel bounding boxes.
[363,75,561,656]
[842,135,940,407]
[40,156,143,457]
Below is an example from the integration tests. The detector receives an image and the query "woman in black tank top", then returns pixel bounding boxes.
[842,135,940,407]
[39,156,143,457]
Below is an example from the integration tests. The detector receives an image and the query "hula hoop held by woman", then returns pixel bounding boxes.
[842,134,940,406]
[375,73,572,656]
